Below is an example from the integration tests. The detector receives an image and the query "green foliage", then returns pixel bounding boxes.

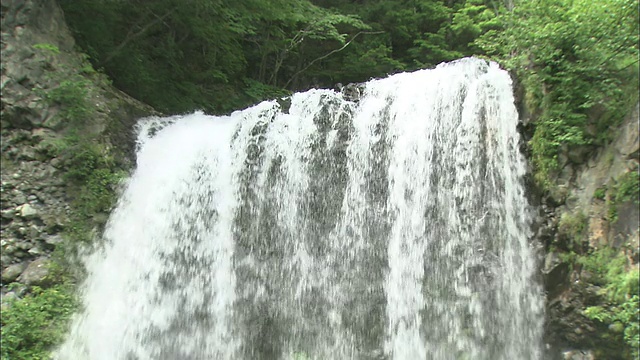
[32,44,95,126]
[58,0,501,114]
[37,137,70,158]
[33,43,61,55]
[243,78,291,104]
[606,169,640,222]
[59,0,374,113]
[557,211,587,250]
[477,0,640,190]
[291,351,311,360]
[76,168,125,215]
[594,186,606,200]
[44,75,92,124]
[54,136,125,240]
[62,139,113,182]
[0,283,78,360]
[614,170,640,204]
[585,296,639,358]
[576,248,626,290]
[574,246,639,357]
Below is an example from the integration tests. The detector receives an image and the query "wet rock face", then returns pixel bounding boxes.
[335,82,365,102]
[1,0,81,290]
[1,0,74,131]
[1,0,156,299]
[536,101,640,359]
[0,137,71,288]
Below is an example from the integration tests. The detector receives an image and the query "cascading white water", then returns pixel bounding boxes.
[57,57,543,360]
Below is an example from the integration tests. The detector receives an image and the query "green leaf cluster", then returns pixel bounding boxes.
[572,247,640,358]
[584,295,639,359]
[613,170,640,205]
[556,210,588,250]
[605,169,640,222]
[45,77,92,124]
[0,283,78,360]
[477,0,639,190]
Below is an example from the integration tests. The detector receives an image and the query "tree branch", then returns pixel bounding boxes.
[283,30,384,89]
[100,8,176,66]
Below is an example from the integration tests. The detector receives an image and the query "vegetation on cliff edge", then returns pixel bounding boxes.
[2,0,638,358]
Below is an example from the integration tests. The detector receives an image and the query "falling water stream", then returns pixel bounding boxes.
[57,58,544,360]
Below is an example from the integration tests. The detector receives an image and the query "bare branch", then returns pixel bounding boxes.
[101,8,176,66]
[283,31,384,89]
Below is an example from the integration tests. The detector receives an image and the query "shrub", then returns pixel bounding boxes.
[593,186,606,200]
[46,76,92,124]
[0,283,78,360]
[557,211,587,250]
[579,247,639,358]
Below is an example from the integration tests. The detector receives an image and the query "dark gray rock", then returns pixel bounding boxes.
[11,189,26,205]
[340,83,364,102]
[566,145,594,165]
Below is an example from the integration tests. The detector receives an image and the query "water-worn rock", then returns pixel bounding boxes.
[16,241,32,250]
[18,203,38,219]
[1,0,154,301]
[563,350,595,360]
[543,252,569,299]
[43,234,63,245]
[17,257,51,286]
[1,208,14,219]
[11,190,27,205]
[18,147,37,160]
[4,245,18,255]
[1,262,27,283]
[28,246,44,256]
[1,291,19,311]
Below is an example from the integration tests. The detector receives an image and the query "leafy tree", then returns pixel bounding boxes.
[60,0,377,113]
[477,0,639,188]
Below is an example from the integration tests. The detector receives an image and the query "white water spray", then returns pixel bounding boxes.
[58,58,543,360]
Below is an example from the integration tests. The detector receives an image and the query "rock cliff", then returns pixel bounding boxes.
[536,103,639,359]
[1,0,156,304]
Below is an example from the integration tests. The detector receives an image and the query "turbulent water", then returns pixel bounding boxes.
[57,58,544,360]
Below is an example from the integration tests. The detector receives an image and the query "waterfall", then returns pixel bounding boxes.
[57,57,544,360]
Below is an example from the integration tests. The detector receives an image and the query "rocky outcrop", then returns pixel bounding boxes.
[539,102,639,358]
[1,0,156,302]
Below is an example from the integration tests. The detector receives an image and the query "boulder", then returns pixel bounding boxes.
[1,208,15,219]
[1,292,19,312]
[43,234,64,245]
[562,350,595,360]
[18,203,38,219]
[17,257,51,286]
[1,262,27,283]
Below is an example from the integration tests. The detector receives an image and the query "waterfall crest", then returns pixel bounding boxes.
[57,57,543,360]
